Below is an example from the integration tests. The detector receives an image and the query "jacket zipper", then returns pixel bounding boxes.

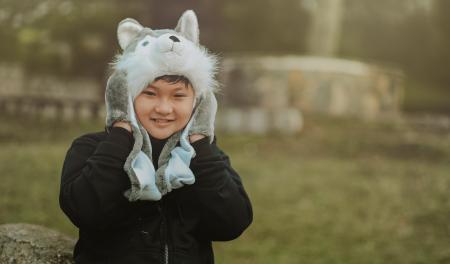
[164,244,169,264]
[158,201,169,264]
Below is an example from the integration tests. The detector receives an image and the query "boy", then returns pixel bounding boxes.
[59,10,252,264]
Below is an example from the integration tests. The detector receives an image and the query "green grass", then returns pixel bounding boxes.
[0,114,449,264]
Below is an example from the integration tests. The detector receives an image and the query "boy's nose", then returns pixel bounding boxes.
[155,100,173,114]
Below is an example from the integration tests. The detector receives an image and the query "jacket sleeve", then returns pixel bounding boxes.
[59,127,136,230]
[188,137,253,241]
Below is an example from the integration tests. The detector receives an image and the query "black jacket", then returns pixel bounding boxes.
[59,127,253,264]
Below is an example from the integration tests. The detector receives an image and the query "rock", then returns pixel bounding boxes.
[0,223,75,264]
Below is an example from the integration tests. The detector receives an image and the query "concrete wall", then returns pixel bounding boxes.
[219,55,404,123]
[0,64,103,120]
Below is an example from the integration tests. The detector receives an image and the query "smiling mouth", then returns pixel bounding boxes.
[151,118,174,124]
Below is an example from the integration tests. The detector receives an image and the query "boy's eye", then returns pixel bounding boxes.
[143,91,156,96]
[174,93,187,98]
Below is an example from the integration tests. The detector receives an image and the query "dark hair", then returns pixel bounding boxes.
[154,75,191,88]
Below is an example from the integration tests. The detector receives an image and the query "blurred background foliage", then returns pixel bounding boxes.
[1,0,449,112]
[340,0,450,92]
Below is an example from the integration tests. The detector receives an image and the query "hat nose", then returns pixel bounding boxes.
[169,35,180,42]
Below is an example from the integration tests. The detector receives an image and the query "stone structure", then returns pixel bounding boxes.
[218,57,305,135]
[0,223,74,264]
[0,64,103,120]
[219,55,404,124]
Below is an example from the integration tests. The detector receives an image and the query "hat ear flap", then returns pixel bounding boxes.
[175,10,199,44]
[117,18,144,50]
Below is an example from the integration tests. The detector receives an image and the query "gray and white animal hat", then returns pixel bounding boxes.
[105,10,218,201]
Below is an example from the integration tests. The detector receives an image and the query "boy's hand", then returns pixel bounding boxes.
[113,121,132,132]
[188,90,217,143]
[189,134,205,143]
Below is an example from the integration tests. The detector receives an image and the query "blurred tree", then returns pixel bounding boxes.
[0,0,224,79]
[220,0,310,54]
[430,0,450,85]
[1,0,448,100]
[340,0,423,63]
[0,0,139,81]
[303,0,344,56]
[340,0,447,86]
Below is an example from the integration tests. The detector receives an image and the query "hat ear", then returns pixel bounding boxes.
[117,18,144,50]
[175,10,199,44]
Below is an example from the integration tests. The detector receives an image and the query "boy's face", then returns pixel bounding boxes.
[134,79,195,139]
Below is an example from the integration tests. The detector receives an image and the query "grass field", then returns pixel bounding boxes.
[0,114,449,263]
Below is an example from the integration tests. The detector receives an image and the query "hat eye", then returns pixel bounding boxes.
[142,40,149,46]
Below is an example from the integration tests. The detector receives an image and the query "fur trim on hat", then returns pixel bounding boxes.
[111,10,218,99]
